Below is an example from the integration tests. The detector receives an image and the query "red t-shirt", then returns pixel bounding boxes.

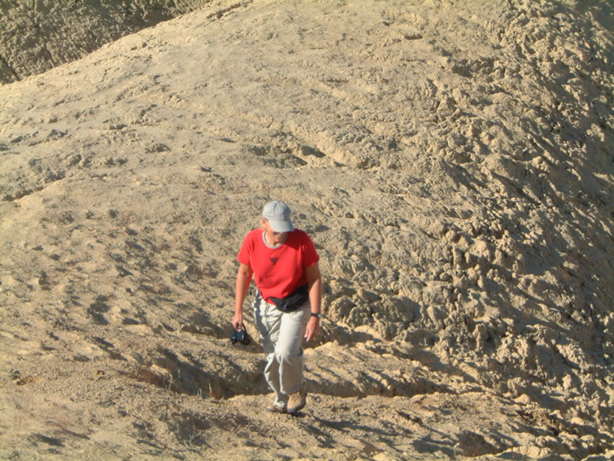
[237,229,319,303]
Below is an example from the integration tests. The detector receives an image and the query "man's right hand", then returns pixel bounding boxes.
[232,312,244,330]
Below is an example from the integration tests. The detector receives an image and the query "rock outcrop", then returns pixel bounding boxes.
[0,0,209,84]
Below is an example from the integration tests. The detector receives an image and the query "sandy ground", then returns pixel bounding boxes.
[0,0,210,84]
[1,0,614,459]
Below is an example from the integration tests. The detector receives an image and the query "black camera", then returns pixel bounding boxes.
[231,324,251,345]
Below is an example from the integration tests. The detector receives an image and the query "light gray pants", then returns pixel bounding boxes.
[252,292,310,406]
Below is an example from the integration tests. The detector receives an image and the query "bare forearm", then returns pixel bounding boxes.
[235,264,253,314]
[308,277,322,314]
[305,263,322,342]
[305,262,322,313]
[305,263,322,314]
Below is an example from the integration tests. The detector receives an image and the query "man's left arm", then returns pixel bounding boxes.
[304,262,322,342]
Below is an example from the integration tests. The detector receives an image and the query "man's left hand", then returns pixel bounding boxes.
[305,317,320,342]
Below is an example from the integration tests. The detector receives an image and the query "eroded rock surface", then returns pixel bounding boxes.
[0,0,210,84]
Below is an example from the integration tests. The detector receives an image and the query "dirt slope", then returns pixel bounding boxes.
[1,0,613,459]
[0,0,210,84]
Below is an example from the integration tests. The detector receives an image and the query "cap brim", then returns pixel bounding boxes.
[269,220,294,233]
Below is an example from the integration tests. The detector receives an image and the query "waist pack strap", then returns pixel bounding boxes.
[270,284,309,313]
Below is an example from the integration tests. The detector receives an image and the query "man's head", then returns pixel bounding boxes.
[262,200,294,233]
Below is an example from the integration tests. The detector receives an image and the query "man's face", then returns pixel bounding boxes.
[263,219,287,245]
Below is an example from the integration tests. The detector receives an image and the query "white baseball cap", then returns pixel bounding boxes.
[262,200,294,233]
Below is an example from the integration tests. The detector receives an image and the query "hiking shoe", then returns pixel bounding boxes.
[287,382,307,415]
[266,403,287,414]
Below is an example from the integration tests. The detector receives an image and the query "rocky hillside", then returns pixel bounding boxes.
[1,0,613,459]
[0,0,210,84]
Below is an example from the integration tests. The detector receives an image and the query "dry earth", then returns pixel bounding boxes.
[0,0,210,85]
[1,0,614,459]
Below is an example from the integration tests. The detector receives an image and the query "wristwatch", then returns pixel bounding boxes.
[310,312,323,319]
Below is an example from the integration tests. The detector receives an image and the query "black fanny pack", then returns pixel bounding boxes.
[270,284,309,313]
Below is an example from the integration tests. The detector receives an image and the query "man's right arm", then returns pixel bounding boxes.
[233,263,253,329]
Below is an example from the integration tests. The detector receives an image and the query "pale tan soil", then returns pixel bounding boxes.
[0,0,211,85]
[1,0,613,459]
